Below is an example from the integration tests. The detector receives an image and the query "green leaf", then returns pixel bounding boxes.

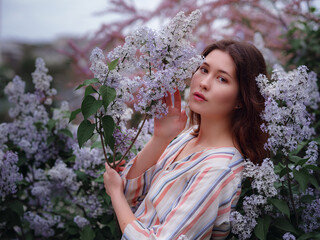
[69,108,81,123]
[107,58,119,71]
[94,175,104,183]
[77,120,95,148]
[273,219,299,235]
[269,199,290,218]
[81,95,102,119]
[47,119,56,131]
[75,170,88,182]
[99,86,116,111]
[9,200,24,216]
[301,194,316,203]
[47,135,56,145]
[80,225,96,240]
[85,85,97,97]
[297,232,320,240]
[91,141,102,149]
[101,115,115,146]
[288,155,305,163]
[309,175,320,189]
[254,216,271,240]
[305,164,320,172]
[108,136,115,152]
[292,169,309,192]
[58,128,74,138]
[75,78,99,90]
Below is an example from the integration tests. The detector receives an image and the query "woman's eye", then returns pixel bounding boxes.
[218,76,227,83]
[200,67,208,73]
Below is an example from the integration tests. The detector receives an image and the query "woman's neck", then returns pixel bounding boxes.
[194,116,235,148]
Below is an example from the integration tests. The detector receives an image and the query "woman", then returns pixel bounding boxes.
[104,39,268,239]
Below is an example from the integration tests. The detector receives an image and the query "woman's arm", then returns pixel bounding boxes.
[126,90,187,179]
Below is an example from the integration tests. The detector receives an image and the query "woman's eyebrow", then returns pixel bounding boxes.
[203,62,234,79]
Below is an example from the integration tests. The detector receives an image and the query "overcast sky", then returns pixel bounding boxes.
[0,0,159,43]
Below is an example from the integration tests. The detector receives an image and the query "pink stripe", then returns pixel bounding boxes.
[156,167,212,237]
[179,172,236,236]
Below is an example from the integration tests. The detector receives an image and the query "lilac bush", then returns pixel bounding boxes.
[1,9,319,240]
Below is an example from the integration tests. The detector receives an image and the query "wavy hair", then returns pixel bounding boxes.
[189,39,268,164]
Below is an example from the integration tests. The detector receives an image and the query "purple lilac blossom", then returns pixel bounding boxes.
[90,10,203,119]
[283,232,296,240]
[0,151,23,198]
[230,211,256,240]
[73,215,89,228]
[48,160,80,192]
[73,195,104,218]
[72,145,104,178]
[256,65,320,155]
[24,212,60,238]
[299,198,320,232]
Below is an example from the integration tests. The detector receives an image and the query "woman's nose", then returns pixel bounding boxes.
[199,76,210,90]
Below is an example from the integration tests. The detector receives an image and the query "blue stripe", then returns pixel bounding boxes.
[167,168,231,239]
[150,150,237,203]
[159,178,192,223]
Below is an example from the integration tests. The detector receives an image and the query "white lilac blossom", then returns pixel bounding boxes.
[283,232,296,240]
[90,10,203,119]
[73,215,89,228]
[0,151,23,198]
[24,212,60,237]
[299,198,320,233]
[243,195,267,219]
[230,211,256,240]
[243,158,278,198]
[48,160,80,192]
[305,141,318,166]
[256,65,320,155]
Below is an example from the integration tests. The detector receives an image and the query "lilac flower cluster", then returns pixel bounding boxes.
[0,151,23,198]
[299,198,320,233]
[243,158,278,197]
[73,195,105,218]
[256,65,320,154]
[73,215,89,228]
[3,60,59,165]
[230,211,256,240]
[24,212,60,237]
[72,144,105,178]
[90,10,203,119]
[283,232,296,240]
[48,160,80,192]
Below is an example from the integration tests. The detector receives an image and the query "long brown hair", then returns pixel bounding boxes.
[189,39,268,164]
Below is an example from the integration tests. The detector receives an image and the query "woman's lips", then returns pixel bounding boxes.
[193,92,207,101]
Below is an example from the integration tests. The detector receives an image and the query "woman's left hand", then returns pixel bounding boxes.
[104,162,124,198]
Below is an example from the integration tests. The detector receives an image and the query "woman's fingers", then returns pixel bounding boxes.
[174,90,181,112]
[165,92,173,107]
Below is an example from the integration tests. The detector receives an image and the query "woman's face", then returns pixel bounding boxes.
[189,49,239,120]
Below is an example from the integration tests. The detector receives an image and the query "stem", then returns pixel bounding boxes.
[118,115,148,164]
[98,112,112,167]
[285,155,299,225]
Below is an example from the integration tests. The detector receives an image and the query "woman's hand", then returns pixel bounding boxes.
[104,162,124,198]
[154,90,188,142]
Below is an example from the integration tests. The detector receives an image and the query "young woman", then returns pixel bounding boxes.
[104,39,268,239]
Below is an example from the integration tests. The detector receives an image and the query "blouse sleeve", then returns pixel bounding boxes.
[120,155,158,209]
[121,165,242,240]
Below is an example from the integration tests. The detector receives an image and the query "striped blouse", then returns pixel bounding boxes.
[120,129,244,240]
